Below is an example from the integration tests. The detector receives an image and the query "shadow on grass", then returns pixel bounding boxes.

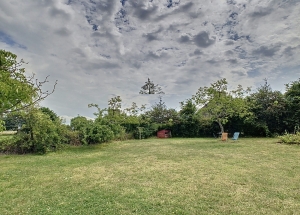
[62,143,110,154]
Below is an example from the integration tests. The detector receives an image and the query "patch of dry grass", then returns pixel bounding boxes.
[0,131,17,135]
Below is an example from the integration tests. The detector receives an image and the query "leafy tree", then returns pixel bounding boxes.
[143,97,178,124]
[89,98,127,140]
[70,116,92,131]
[108,96,122,115]
[70,115,93,142]
[40,107,59,122]
[0,50,56,130]
[173,99,201,137]
[139,78,164,94]
[2,111,25,130]
[1,108,64,154]
[124,102,146,116]
[179,99,197,119]
[285,78,300,132]
[248,80,286,136]
[192,78,251,133]
[123,102,146,133]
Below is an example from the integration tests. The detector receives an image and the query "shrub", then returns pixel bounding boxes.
[83,123,114,144]
[0,108,66,154]
[0,136,19,154]
[278,132,300,144]
[19,111,64,154]
[134,124,157,139]
[62,129,81,146]
[108,123,127,140]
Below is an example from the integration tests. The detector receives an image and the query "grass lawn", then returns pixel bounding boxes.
[1,138,300,214]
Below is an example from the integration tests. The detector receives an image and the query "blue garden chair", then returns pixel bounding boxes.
[232,132,240,140]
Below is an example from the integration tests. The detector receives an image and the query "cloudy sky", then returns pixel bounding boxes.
[1,0,300,123]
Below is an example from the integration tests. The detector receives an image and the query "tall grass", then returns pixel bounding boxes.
[1,138,299,214]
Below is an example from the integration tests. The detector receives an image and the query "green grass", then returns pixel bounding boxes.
[1,138,300,214]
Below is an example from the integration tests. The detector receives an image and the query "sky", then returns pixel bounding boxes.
[1,0,300,123]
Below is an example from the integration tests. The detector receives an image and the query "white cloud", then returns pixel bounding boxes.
[1,0,299,122]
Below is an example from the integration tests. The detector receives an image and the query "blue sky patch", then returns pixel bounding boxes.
[0,31,26,49]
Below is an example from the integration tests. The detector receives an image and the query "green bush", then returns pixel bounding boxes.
[278,132,300,144]
[0,136,18,154]
[108,123,127,140]
[19,111,64,154]
[66,130,81,145]
[0,108,67,154]
[134,124,157,139]
[83,123,114,144]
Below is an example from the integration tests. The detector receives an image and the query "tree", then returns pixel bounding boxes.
[2,111,25,130]
[175,99,201,137]
[40,107,59,122]
[88,98,127,140]
[144,97,178,124]
[192,78,251,133]
[70,116,93,144]
[285,78,300,132]
[124,102,146,116]
[179,99,197,119]
[139,78,164,94]
[248,79,286,136]
[70,116,92,131]
[108,96,122,115]
[3,107,65,154]
[0,50,57,130]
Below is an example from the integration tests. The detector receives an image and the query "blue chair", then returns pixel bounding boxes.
[232,132,240,140]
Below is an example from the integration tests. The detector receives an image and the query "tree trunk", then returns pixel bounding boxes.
[217,120,224,133]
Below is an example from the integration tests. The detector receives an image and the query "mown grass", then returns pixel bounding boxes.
[1,138,300,214]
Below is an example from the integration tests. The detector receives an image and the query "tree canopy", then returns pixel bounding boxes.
[285,79,300,131]
[0,50,57,116]
[139,78,164,94]
[248,80,286,136]
[192,78,251,133]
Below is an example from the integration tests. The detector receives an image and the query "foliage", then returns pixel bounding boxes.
[39,107,59,122]
[108,95,122,115]
[83,122,114,144]
[248,79,286,136]
[70,116,93,144]
[0,50,35,116]
[1,111,25,130]
[285,78,300,131]
[192,78,251,133]
[0,108,65,154]
[134,123,158,139]
[63,130,81,146]
[278,132,300,144]
[4,73,300,152]
[139,78,164,94]
[0,50,57,117]
[171,99,201,137]
[90,97,144,140]
[144,97,179,124]
[124,102,146,116]
[70,116,92,131]
[0,120,4,131]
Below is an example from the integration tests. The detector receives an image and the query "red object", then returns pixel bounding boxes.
[157,129,171,138]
